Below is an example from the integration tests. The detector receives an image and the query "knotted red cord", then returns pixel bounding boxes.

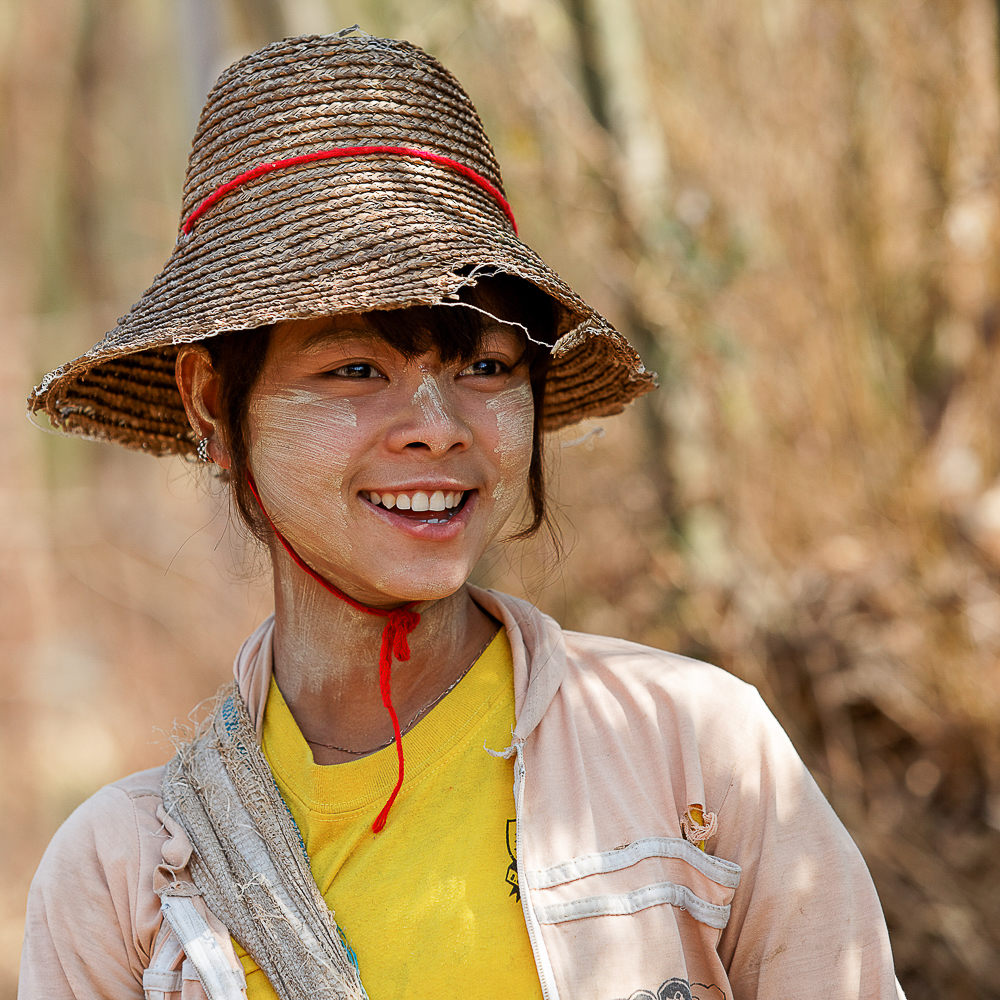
[181,145,518,236]
[247,475,420,832]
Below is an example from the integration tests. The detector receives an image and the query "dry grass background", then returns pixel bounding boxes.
[2,0,1000,996]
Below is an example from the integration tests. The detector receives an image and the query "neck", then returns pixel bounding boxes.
[269,551,496,763]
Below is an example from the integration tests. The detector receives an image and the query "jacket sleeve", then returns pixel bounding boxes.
[18,782,161,1000]
[711,688,904,999]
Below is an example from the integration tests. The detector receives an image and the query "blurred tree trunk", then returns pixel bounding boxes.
[67,0,107,309]
[563,0,681,533]
[176,0,225,128]
[177,0,288,120]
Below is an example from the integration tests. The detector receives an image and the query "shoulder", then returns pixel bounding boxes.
[544,627,803,809]
[39,766,166,870]
[559,628,767,728]
[24,767,168,981]
[489,588,807,811]
[482,586,768,728]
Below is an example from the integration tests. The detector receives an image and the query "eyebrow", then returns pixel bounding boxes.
[299,325,381,355]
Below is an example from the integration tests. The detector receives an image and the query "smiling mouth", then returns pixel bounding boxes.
[361,489,470,524]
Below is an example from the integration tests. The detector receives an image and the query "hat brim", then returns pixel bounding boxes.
[29,154,655,454]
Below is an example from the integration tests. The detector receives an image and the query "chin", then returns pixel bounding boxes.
[384,578,469,605]
[370,564,475,605]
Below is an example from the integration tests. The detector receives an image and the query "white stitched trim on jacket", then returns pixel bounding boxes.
[525,836,741,890]
[533,880,732,930]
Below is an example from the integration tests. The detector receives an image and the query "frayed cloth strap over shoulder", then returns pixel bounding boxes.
[159,683,367,1000]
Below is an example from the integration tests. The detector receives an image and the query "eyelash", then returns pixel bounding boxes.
[458,358,511,377]
[324,358,515,379]
[328,362,382,379]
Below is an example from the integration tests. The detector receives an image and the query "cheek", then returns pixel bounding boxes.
[247,389,358,530]
[486,384,534,506]
[488,384,534,469]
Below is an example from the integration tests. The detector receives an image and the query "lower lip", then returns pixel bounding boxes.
[360,492,477,540]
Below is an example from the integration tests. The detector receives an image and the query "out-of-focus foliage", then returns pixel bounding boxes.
[2,0,999,996]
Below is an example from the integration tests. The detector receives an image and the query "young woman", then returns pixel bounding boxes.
[21,30,904,1000]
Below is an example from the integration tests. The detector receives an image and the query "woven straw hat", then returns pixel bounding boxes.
[28,30,656,455]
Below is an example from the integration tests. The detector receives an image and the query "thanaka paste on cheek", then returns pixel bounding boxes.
[488,383,533,459]
[486,382,533,521]
[249,388,358,540]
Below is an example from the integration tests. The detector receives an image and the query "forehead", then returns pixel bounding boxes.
[267,306,528,360]
[277,314,388,354]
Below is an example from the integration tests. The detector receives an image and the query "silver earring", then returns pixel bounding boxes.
[196,436,212,463]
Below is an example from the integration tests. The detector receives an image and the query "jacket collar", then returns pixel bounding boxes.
[466,586,567,743]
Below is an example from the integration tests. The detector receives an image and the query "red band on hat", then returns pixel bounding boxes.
[181,146,518,236]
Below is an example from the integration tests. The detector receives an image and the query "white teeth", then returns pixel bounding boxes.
[365,490,467,511]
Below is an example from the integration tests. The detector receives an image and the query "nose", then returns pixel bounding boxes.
[385,371,472,455]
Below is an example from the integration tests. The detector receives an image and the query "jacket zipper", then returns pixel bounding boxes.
[514,742,558,1000]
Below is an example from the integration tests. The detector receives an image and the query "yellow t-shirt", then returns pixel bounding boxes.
[237,630,543,1000]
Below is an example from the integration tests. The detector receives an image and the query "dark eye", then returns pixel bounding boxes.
[459,358,509,377]
[328,362,382,379]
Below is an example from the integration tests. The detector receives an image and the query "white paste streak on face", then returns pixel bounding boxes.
[487,383,533,461]
[273,387,358,412]
[413,374,450,425]
[250,390,358,537]
[487,382,534,518]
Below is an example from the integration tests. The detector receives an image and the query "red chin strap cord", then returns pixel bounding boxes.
[247,475,420,832]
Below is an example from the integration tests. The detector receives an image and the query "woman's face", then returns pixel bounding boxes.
[245,310,535,608]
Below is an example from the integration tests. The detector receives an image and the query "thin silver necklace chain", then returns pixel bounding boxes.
[302,628,501,757]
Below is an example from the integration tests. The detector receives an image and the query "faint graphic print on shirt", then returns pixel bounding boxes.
[624,979,726,1000]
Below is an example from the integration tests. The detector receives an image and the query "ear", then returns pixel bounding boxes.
[175,345,232,469]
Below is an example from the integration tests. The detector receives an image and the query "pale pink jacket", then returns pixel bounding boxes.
[19,588,906,999]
